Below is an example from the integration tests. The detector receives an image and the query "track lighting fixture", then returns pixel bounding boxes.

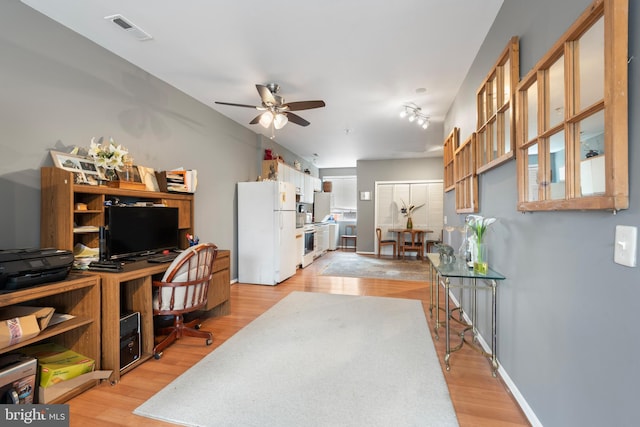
[399,104,430,130]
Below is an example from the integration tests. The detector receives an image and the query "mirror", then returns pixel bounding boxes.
[547,56,565,130]
[579,110,605,196]
[549,131,566,200]
[578,16,604,110]
[526,82,538,141]
[475,37,519,174]
[516,0,627,211]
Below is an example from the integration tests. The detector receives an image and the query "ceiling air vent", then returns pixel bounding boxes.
[105,14,153,41]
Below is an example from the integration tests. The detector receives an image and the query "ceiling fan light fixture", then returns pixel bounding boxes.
[259,111,274,128]
[422,119,430,130]
[273,113,288,129]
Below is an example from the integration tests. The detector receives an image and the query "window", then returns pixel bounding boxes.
[516,0,628,211]
[324,176,357,216]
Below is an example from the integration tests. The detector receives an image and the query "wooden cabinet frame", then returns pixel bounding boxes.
[454,133,479,213]
[515,0,628,211]
[476,37,519,174]
[443,127,459,192]
[0,275,100,403]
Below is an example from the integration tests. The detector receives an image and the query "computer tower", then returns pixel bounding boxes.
[120,311,141,371]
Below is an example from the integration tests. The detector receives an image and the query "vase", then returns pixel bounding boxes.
[103,168,118,181]
[406,217,413,229]
[473,242,488,274]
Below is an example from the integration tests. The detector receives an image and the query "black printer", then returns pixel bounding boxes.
[0,248,74,293]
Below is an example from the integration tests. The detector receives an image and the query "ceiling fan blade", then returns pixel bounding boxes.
[215,101,259,109]
[249,114,262,125]
[286,112,310,127]
[256,84,277,106]
[284,100,326,111]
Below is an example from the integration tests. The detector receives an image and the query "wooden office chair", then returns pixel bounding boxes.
[152,243,218,359]
[400,230,423,259]
[376,227,397,258]
[341,225,357,251]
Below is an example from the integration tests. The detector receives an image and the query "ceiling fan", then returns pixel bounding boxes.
[215,83,325,129]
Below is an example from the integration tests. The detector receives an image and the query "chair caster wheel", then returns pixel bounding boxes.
[154,352,163,360]
[206,339,212,346]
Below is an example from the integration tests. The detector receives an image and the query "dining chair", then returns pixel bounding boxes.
[376,227,396,258]
[341,225,357,251]
[425,229,443,254]
[400,230,423,259]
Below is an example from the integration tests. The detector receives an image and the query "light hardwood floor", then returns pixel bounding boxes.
[66,251,530,426]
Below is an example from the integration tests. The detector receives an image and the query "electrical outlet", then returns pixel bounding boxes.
[614,225,637,267]
[444,216,448,225]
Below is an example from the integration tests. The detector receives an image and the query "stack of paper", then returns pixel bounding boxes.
[166,169,197,193]
[73,243,99,269]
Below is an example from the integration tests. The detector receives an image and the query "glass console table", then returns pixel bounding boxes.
[426,253,505,376]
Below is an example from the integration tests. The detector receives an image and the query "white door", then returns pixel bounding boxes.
[375,181,443,255]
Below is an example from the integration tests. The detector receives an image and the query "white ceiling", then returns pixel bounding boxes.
[21,0,503,168]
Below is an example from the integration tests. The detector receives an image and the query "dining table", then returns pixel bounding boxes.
[388,228,433,259]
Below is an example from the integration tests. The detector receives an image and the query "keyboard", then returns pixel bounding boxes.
[147,253,179,263]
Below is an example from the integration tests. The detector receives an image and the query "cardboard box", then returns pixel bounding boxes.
[20,343,95,388]
[38,370,112,404]
[0,306,55,349]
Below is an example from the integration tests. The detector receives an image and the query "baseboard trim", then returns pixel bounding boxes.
[447,291,542,427]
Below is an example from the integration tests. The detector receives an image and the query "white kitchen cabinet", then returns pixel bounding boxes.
[295,228,303,268]
[262,160,317,202]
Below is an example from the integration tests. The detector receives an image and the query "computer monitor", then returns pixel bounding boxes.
[106,206,179,260]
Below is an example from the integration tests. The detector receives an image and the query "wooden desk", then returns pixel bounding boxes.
[389,228,432,258]
[87,249,230,383]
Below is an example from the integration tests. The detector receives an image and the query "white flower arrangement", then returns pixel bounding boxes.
[88,137,129,171]
[465,214,497,244]
[400,199,425,218]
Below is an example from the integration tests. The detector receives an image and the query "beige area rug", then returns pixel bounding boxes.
[318,252,429,281]
[134,291,458,427]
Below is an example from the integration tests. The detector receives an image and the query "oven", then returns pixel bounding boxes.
[302,225,316,268]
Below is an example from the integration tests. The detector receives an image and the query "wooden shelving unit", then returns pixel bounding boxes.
[40,166,231,383]
[40,167,195,252]
[0,274,100,403]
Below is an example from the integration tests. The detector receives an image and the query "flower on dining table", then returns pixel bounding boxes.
[465,214,497,243]
[88,137,129,170]
[400,199,425,217]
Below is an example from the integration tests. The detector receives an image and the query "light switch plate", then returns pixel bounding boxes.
[614,225,637,267]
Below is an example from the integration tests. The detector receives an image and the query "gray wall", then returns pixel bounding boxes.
[445,0,639,425]
[0,1,294,280]
[356,158,443,252]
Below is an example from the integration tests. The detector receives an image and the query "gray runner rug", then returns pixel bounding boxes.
[134,291,458,427]
[319,252,429,281]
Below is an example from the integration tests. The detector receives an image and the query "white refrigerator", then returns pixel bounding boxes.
[238,181,297,285]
